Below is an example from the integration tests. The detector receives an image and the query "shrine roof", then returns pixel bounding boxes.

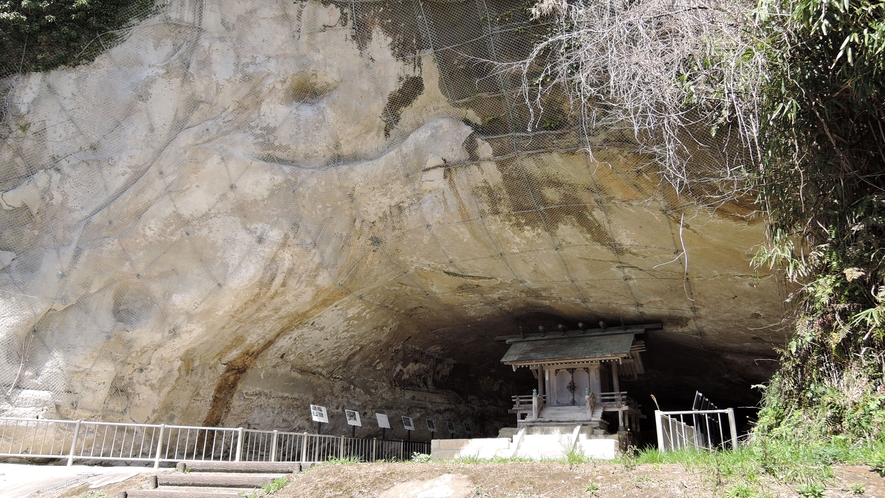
[497,324,660,365]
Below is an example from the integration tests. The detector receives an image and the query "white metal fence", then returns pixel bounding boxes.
[0,418,429,467]
[654,409,738,451]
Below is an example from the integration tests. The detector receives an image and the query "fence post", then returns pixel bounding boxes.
[270,430,278,462]
[727,408,738,450]
[339,435,344,460]
[154,425,166,469]
[235,428,244,462]
[372,438,376,462]
[300,432,308,462]
[67,420,81,466]
[654,410,665,452]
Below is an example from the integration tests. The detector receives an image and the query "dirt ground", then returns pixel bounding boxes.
[278,462,885,498]
[25,462,885,497]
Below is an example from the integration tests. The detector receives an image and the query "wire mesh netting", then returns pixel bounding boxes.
[0,0,786,423]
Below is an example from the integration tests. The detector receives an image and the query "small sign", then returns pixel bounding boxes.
[376,413,391,429]
[310,404,328,423]
[345,409,362,427]
[426,419,437,433]
[464,422,472,435]
[446,421,456,434]
[402,416,415,431]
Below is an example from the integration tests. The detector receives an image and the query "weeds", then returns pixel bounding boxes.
[261,476,289,494]
[796,482,826,498]
[563,446,591,465]
[240,477,289,498]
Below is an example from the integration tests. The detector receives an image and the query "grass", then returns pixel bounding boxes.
[300,436,881,495]
[262,476,290,494]
[240,476,291,497]
[599,436,885,496]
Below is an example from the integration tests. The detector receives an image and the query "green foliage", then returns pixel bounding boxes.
[321,455,362,465]
[410,452,431,463]
[0,0,158,77]
[261,476,289,495]
[621,441,884,495]
[796,482,826,498]
[870,446,885,476]
[726,484,756,498]
[749,0,885,448]
[563,446,591,464]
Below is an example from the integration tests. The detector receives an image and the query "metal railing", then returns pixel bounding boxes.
[0,418,429,467]
[654,409,738,452]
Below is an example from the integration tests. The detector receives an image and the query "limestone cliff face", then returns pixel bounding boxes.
[0,0,785,436]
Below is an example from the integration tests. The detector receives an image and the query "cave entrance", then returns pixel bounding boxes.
[495,323,662,434]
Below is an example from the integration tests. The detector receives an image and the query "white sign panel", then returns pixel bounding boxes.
[446,421,456,434]
[345,409,362,427]
[402,416,415,431]
[376,413,391,429]
[310,404,329,423]
[426,419,437,433]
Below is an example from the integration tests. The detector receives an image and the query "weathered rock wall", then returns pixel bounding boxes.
[0,0,786,437]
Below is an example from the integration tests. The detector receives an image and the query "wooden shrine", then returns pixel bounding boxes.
[497,323,661,432]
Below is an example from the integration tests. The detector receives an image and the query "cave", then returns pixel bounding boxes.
[0,0,787,447]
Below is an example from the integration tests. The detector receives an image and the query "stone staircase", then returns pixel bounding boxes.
[123,461,300,498]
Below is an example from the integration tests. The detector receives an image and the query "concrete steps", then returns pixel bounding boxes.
[123,461,299,498]
[159,472,287,487]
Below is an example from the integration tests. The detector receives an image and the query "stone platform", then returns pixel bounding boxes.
[429,425,626,461]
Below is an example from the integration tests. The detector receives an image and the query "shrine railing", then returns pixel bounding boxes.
[597,391,635,408]
[0,417,430,467]
[511,391,635,409]
[510,394,545,409]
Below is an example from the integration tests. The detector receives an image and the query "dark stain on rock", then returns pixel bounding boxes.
[112,283,152,328]
[283,70,339,104]
[463,133,479,161]
[445,169,471,221]
[485,157,626,256]
[201,286,348,427]
[382,76,424,138]
[472,179,504,216]
[346,1,425,62]
[442,269,495,280]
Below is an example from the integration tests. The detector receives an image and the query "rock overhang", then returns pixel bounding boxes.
[0,0,787,437]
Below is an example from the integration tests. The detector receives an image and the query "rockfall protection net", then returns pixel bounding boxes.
[0,0,785,419]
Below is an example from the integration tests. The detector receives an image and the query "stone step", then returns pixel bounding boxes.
[537,407,601,422]
[126,488,245,498]
[158,472,287,488]
[176,460,301,474]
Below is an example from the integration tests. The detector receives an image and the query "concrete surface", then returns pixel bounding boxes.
[0,463,167,498]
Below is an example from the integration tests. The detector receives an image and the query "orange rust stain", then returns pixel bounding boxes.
[201,286,349,427]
